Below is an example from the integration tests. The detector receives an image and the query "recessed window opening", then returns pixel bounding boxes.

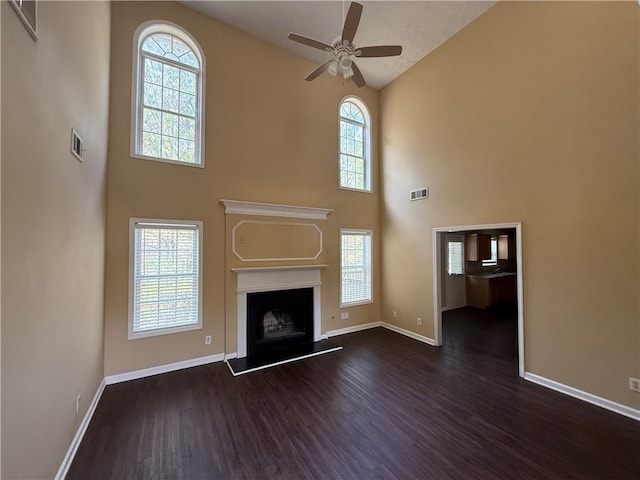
[482,236,498,267]
[129,219,203,339]
[132,22,205,166]
[339,97,371,192]
[341,229,372,306]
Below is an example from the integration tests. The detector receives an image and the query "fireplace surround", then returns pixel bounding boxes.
[233,265,326,359]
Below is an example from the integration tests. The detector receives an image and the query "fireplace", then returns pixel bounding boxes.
[247,288,314,357]
[233,265,325,359]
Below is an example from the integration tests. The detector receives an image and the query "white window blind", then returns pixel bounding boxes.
[131,221,202,338]
[447,240,464,275]
[341,230,372,306]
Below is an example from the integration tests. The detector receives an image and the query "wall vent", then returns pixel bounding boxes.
[410,187,429,201]
[70,128,84,162]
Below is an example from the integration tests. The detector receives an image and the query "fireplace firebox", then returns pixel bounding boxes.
[246,287,314,358]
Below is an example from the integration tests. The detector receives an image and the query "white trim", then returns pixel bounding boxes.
[105,353,224,385]
[232,265,329,273]
[231,220,323,262]
[128,217,203,340]
[224,352,238,360]
[325,321,382,337]
[221,199,332,220]
[234,266,324,358]
[55,379,106,480]
[432,222,525,377]
[130,20,206,167]
[524,373,640,421]
[225,346,343,376]
[325,321,436,346]
[380,322,436,346]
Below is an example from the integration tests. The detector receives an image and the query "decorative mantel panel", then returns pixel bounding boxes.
[232,221,322,262]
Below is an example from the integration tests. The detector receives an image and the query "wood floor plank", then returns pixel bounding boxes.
[68,308,640,479]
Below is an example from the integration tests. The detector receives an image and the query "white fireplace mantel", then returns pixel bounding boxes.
[233,265,326,358]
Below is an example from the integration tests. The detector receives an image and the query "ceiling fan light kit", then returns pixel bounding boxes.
[287,2,403,88]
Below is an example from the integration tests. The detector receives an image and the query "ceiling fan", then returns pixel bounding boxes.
[287,2,402,88]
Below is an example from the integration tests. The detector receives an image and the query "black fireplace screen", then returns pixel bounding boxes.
[247,287,314,357]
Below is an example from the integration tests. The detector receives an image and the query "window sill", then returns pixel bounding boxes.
[130,152,205,169]
[128,322,202,340]
[340,299,373,308]
[339,185,372,194]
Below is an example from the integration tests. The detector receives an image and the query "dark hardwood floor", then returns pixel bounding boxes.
[68,311,640,479]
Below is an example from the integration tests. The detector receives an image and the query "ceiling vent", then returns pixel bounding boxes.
[410,187,429,201]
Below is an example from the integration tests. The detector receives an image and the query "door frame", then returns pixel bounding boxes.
[432,222,524,377]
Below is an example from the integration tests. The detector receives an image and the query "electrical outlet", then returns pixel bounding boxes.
[205,335,212,345]
[76,394,82,413]
[417,317,422,326]
[340,312,349,320]
[392,310,397,318]
[630,377,640,392]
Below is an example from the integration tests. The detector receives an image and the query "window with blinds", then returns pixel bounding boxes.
[129,219,202,339]
[341,230,372,306]
[447,240,464,275]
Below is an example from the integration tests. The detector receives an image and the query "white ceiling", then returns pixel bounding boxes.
[182,1,496,90]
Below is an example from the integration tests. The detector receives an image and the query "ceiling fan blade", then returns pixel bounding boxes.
[288,33,332,52]
[356,45,403,58]
[341,2,363,45]
[350,62,366,88]
[305,60,334,82]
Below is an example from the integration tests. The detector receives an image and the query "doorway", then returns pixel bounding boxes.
[432,223,524,377]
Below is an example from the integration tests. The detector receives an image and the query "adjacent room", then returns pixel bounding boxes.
[2,1,639,479]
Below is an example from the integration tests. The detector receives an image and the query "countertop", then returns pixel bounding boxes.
[466,272,516,279]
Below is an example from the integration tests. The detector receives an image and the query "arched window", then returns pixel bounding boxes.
[132,22,205,166]
[339,97,371,191]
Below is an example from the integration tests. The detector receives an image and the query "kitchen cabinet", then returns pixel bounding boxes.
[466,273,516,308]
[498,235,509,260]
[465,234,491,261]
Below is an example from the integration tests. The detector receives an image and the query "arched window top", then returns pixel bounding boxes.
[340,101,365,124]
[339,96,371,192]
[131,21,205,167]
[141,33,200,69]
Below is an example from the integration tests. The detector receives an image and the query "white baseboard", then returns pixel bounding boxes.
[224,352,238,360]
[325,321,382,337]
[55,379,106,480]
[524,372,640,421]
[105,353,225,385]
[380,322,436,346]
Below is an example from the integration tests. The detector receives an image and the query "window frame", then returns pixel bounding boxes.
[338,96,372,193]
[130,21,206,168]
[340,228,373,308]
[128,217,204,340]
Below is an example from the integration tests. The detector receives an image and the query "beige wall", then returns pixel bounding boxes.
[104,1,380,376]
[1,1,110,478]
[380,1,639,408]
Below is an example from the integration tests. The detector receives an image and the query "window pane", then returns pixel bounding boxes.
[143,83,162,109]
[142,132,161,158]
[143,108,161,134]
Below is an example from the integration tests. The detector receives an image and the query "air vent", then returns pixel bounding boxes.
[410,187,429,201]
[70,128,84,162]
